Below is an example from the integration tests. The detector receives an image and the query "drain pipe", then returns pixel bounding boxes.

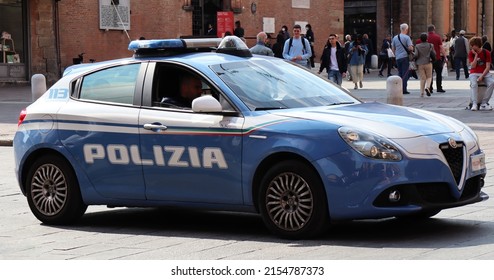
[54,0,62,78]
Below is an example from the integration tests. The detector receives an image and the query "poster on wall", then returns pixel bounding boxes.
[99,0,131,30]
[217,12,234,38]
[263,18,275,34]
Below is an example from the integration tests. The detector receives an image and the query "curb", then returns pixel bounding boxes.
[0,140,13,147]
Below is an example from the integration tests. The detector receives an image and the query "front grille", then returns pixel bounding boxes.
[440,142,464,184]
[373,176,483,208]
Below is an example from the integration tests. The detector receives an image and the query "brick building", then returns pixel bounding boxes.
[0,0,492,84]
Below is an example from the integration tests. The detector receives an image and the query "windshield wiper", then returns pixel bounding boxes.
[326,101,355,106]
[254,106,287,111]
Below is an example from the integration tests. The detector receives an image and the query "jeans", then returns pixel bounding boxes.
[454,57,469,79]
[379,56,392,76]
[429,58,444,91]
[396,57,410,92]
[328,70,343,85]
[470,73,494,105]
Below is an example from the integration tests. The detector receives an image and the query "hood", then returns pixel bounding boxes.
[270,102,465,139]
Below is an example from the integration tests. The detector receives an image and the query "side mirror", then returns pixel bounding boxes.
[192,95,222,112]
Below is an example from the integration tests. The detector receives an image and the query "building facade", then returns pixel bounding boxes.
[0,0,492,84]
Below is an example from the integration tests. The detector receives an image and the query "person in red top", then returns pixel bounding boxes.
[427,24,447,93]
[468,36,494,111]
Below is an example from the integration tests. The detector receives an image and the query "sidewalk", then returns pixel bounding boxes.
[0,68,485,146]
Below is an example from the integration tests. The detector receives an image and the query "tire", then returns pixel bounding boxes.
[258,160,329,239]
[26,154,87,224]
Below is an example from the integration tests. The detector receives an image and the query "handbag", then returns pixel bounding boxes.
[387,48,395,58]
[409,60,417,71]
[441,62,448,77]
[429,44,436,63]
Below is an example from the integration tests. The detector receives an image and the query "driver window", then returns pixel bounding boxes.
[152,64,233,110]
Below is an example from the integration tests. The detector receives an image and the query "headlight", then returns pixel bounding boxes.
[338,127,402,161]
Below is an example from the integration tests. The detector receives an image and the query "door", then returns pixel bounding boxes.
[139,62,245,204]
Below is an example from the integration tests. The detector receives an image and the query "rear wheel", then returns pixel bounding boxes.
[258,160,329,239]
[26,155,87,224]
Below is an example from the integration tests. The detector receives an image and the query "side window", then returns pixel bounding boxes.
[152,64,233,110]
[79,63,141,104]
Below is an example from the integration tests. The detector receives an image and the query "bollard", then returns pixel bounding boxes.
[371,54,378,69]
[31,74,47,101]
[386,75,403,106]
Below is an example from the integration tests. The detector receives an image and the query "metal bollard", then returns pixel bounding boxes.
[31,74,47,101]
[386,75,403,105]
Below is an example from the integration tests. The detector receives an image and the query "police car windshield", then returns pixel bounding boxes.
[211,60,358,110]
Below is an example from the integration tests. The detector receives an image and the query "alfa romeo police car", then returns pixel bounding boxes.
[14,36,488,239]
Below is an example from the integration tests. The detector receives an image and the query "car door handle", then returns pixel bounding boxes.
[143,123,168,132]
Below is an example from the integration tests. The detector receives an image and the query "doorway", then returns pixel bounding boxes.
[192,0,223,36]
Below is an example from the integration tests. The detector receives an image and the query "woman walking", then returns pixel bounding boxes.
[348,34,368,89]
[379,34,393,77]
[414,33,435,97]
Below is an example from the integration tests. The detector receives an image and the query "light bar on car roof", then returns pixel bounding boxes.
[128,38,222,51]
[128,37,251,57]
[128,39,185,51]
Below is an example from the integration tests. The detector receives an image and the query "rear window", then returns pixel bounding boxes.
[79,63,141,104]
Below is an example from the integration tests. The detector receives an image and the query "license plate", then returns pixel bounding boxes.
[471,153,486,172]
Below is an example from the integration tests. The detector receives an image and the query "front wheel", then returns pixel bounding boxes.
[258,160,329,239]
[26,155,87,224]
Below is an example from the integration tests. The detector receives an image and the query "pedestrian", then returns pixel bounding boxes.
[414,33,435,97]
[454,30,470,80]
[206,23,216,37]
[344,34,353,81]
[317,33,347,85]
[391,23,414,94]
[250,32,274,56]
[362,34,373,74]
[234,21,245,42]
[348,34,368,89]
[378,34,393,77]
[305,24,315,68]
[449,29,458,71]
[468,36,494,111]
[427,24,447,93]
[271,31,285,58]
[481,35,492,52]
[442,33,451,71]
[281,25,290,41]
[282,24,312,69]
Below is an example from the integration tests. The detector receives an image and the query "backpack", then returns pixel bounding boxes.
[287,37,308,54]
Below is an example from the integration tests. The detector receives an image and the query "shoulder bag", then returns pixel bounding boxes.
[398,35,416,70]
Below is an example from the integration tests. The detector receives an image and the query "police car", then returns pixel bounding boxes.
[14,36,488,239]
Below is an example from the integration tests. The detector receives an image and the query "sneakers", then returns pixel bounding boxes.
[471,104,478,111]
[480,103,493,111]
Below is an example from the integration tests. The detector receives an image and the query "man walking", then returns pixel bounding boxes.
[318,33,347,85]
[392,23,414,94]
[250,32,274,56]
[428,24,447,93]
[454,30,470,80]
[283,24,312,69]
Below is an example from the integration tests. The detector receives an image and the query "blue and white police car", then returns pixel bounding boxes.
[14,36,488,239]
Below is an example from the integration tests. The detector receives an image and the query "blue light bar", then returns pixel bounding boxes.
[128,39,185,51]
